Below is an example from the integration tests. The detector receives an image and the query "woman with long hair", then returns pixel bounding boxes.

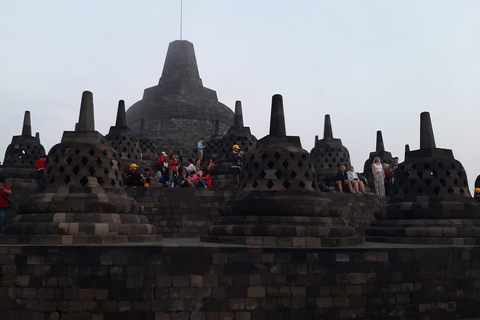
[371,157,385,197]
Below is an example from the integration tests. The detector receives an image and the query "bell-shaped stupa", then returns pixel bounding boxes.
[203,119,223,162]
[362,130,394,188]
[201,95,364,247]
[310,114,351,187]
[126,40,234,155]
[136,118,160,170]
[0,92,160,244]
[0,111,46,189]
[105,100,142,172]
[209,101,257,188]
[366,112,480,244]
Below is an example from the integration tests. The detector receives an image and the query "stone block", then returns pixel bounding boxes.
[247,287,265,298]
[316,297,334,308]
[348,273,367,284]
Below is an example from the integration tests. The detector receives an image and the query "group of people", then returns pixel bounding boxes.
[335,157,400,197]
[371,156,399,197]
[335,165,368,195]
[153,148,214,188]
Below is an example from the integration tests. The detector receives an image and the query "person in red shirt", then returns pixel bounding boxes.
[168,154,179,187]
[0,176,12,232]
[36,156,47,183]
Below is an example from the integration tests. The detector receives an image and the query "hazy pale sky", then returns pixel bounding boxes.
[1,1,479,189]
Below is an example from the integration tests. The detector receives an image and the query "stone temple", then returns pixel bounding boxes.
[2,39,480,319]
[126,40,234,154]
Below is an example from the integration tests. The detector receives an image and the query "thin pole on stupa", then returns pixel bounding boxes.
[323,114,333,139]
[420,112,436,149]
[77,91,95,132]
[376,130,385,152]
[314,135,319,145]
[21,111,32,137]
[234,101,244,128]
[115,100,127,127]
[269,94,286,137]
[180,0,183,40]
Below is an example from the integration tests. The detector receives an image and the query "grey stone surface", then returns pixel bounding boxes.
[126,40,234,155]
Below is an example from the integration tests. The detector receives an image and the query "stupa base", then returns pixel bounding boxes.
[0,234,162,245]
[200,235,364,247]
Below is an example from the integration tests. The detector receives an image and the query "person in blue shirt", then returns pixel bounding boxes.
[196,138,205,169]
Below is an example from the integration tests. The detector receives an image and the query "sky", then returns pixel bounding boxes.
[1,1,479,190]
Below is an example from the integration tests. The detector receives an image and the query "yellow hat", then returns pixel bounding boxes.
[475,188,480,195]
[130,163,138,168]
[232,144,240,150]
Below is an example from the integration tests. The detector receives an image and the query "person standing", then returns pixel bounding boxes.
[168,154,179,187]
[0,176,12,232]
[231,145,244,188]
[384,163,392,196]
[372,157,385,197]
[196,138,205,170]
[391,157,399,185]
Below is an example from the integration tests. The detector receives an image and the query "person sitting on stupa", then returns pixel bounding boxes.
[335,165,353,193]
[126,164,144,187]
[347,166,367,195]
[142,168,153,187]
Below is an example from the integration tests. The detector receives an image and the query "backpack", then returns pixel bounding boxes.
[193,144,198,153]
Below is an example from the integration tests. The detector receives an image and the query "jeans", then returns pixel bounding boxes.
[0,207,7,232]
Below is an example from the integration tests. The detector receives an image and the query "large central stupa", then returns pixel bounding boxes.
[126,40,234,154]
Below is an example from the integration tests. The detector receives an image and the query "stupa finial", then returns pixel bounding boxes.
[376,130,385,152]
[115,100,127,127]
[269,94,286,137]
[21,111,32,137]
[77,91,95,132]
[323,114,333,139]
[234,101,244,128]
[420,112,436,149]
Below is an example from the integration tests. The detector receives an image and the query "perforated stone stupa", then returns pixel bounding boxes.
[0,111,46,189]
[126,40,234,154]
[136,118,159,170]
[105,100,142,171]
[362,130,394,188]
[366,112,480,244]
[209,101,257,188]
[203,119,224,162]
[0,92,160,244]
[202,95,364,247]
[310,114,351,186]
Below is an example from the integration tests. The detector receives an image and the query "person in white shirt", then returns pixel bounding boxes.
[347,166,367,195]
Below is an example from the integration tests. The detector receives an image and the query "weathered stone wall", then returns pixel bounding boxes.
[127,189,382,238]
[322,193,386,236]
[127,188,232,238]
[0,243,479,319]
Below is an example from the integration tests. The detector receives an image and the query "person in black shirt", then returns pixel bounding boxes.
[335,165,353,193]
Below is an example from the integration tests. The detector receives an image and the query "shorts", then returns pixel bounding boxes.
[197,152,203,161]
